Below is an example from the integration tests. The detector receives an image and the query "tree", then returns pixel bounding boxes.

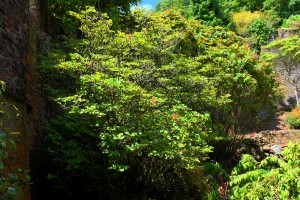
[155,0,193,18]
[248,19,273,53]
[263,0,300,19]
[39,7,278,198]
[42,8,212,198]
[43,0,141,37]
[191,0,233,28]
[226,0,264,12]
[263,36,300,105]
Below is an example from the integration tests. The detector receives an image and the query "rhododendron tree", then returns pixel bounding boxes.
[39,7,279,198]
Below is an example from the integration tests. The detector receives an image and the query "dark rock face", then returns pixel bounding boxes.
[0,1,46,200]
[0,1,31,199]
[0,0,29,101]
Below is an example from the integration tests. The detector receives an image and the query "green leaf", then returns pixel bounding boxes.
[6,187,17,199]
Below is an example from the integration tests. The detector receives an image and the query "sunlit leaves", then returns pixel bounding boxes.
[230,143,300,199]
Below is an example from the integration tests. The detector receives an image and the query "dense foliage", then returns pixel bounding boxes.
[153,0,300,28]
[153,0,300,54]
[45,0,140,37]
[285,107,300,129]
[262,0,300,19]
[232,11,274,52]
[191,0,233,28]
[37,6,279,198]
[155,0,233,28]
[230,143,300,199]
[155,0,193,18]
[282,15,300,28]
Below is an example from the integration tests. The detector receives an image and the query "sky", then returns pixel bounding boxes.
[138,0,160,10]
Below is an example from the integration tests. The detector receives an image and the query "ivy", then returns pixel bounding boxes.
[0,83,29,200]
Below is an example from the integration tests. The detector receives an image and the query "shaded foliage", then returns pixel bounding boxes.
[0,84,29,200]
[44,0,140,38]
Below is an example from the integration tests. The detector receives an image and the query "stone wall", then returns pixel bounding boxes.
[0,0,28,101]
[0,1,30,199]
[0,0,46,199]
[242,130,300,160]
[278,28,300,39]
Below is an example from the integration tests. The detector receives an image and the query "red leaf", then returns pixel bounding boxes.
[150,97,156,104]
[172,113,178,120]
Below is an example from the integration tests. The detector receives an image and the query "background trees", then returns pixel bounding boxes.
[155,0,233,28]
[263,0,300,19]
[153,0,300,53]
[155,0,193,18]
[191,0,233,27]
[42,0,141,38]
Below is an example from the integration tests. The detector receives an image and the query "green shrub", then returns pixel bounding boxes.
[229,142,300,199]
[248,19,273,53]
[285,107,300,129]
[285,113,300,129]
[203,162,229,199]
[282,15,300,28]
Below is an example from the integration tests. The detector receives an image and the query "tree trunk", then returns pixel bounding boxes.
[295,86,299,106]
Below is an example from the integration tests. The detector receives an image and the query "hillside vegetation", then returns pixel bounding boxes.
[2,0,300,199]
